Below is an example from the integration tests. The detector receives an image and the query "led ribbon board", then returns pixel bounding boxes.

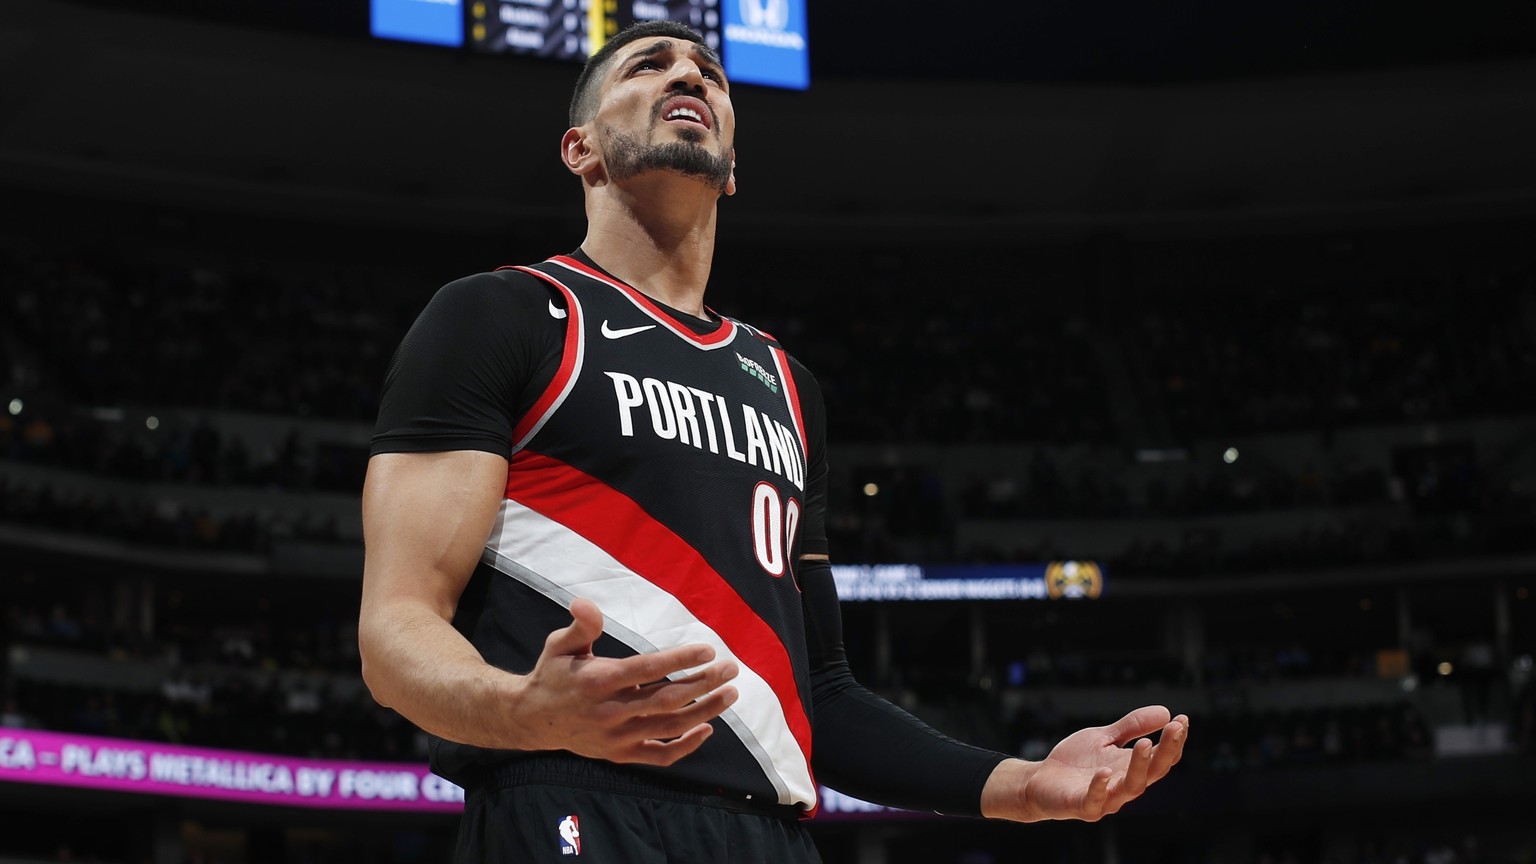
[831,562,1106,602]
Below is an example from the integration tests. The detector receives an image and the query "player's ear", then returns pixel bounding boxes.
[562,127,600,178]
[723,148,737,197]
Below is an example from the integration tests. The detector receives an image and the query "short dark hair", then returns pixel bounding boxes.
[569,21,713,127]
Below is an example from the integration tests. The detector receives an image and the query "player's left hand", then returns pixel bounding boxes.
[981,706,1189,823]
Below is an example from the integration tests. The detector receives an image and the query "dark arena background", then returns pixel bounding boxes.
[4,0,1536,861]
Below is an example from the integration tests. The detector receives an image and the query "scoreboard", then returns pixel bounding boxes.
[374,0,807,89]
[469,0,597,60]
[470,0,721,62]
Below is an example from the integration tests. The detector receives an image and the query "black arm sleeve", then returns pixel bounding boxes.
[801,560,1008,817]
[788,365,1009,817]
[786,354,828,558]
[371,271,563,457]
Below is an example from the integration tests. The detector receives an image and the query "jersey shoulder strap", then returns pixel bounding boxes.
[721,314,785,350]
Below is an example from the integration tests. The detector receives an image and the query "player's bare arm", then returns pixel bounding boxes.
[980,707,1190,823]
[358,449,740,765]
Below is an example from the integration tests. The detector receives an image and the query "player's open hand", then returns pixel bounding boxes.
[508,598,740,766]
[982,706,1188,823]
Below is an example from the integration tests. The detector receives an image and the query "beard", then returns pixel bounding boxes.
[602,124,733,193]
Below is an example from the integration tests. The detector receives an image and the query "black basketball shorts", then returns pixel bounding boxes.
[454,757,823,864]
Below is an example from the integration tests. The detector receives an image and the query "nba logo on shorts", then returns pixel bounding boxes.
[557,814,581,856]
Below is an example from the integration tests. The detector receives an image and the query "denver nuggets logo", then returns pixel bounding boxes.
[1045,561,1103,599]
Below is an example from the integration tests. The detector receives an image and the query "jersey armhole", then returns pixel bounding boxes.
[501,266,584,454]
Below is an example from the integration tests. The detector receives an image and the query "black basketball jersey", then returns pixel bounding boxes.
[445,255,818,811]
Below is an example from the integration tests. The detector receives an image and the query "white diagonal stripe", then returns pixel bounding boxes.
[482,498,816,809]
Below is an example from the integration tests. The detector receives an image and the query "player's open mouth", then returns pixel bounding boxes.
[660,96,713,131]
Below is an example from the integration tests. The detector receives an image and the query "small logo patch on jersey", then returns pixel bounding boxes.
[548,299,568,320]
[557,814,581,856]
[602,320,658,339]
[736,351,779,393]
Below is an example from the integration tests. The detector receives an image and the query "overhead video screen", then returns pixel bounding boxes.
[722,0,807,90]
[371,0,465,48]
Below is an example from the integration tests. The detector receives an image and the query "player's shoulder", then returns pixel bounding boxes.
[722,314,785,350]
[419,267,566,320]
[782,352,819,395]
[436,267,555,302]
[722,317,807,367]
[723,316,820,393]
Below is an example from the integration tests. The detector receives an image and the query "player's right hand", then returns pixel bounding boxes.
[507,597,740,766]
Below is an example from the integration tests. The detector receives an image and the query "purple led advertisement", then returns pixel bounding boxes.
[0,729,464,812]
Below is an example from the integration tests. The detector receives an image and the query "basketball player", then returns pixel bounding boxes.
[359,21,1188,863]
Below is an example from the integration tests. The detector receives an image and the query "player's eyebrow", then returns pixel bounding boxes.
[623,39,725,76]
[624,39,674,65]
[690,43,724,71]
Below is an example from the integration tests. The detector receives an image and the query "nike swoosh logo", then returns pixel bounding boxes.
[548,299,568,320]
[602,320,658,339]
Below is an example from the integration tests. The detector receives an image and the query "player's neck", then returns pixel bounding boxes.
[580,177,721,317]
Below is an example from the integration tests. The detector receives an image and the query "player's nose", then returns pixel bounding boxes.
[667,59,707,94]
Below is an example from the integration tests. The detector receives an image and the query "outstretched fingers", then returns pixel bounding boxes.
[625,684,740,741]
[1105,705,1173,747]
[576,651,738,732]
[543,597,606,658]
[598,644,724,692]
[1081,767,1113,821]
[1103,738,1155,814]
[524,599,743,764]
[1106,713,1189,813]
[623,659,739,707]
[1145,714,1189,780]
[625,721,716,766]
[605,681,741,766]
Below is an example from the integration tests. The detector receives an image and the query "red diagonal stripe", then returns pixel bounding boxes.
[505,449,814,774]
